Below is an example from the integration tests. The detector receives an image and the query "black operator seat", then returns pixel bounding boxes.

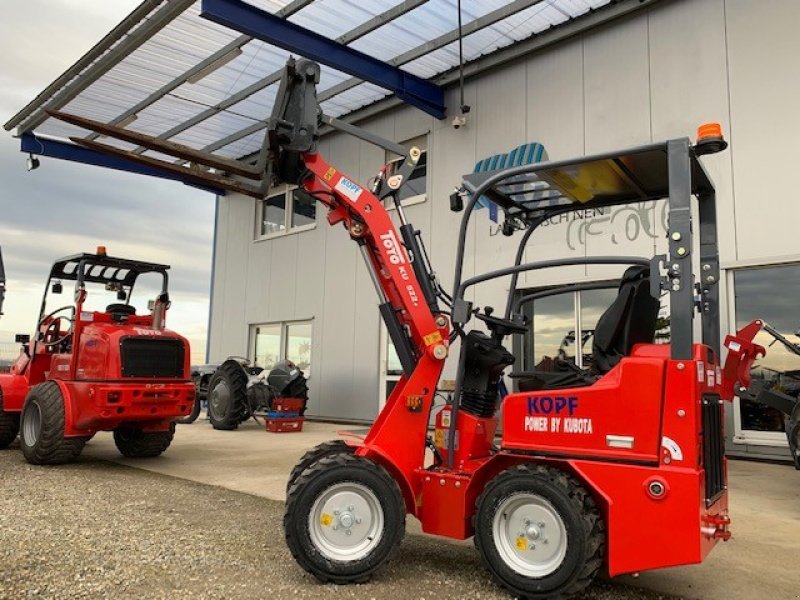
[591,265,659,374]
[106,303,136,322]
[515,265,659,392]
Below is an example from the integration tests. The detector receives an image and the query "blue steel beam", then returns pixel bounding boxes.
[20,133,224,196]
[200,0,446,120]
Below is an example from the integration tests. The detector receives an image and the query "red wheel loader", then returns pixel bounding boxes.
[0,249,194,464]
[49,58,765,599]
[266,60,745,599]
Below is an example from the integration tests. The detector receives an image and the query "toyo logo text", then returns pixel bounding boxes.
[380,230,406,265]
[524,395,593,435]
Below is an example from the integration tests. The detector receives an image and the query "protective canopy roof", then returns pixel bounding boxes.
[5,0,615,165]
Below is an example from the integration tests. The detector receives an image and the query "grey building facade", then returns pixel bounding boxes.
[208,0,800,461]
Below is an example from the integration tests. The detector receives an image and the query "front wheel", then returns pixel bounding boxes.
[284,454,405,584]
[286,439,355,495]
[474,464,605,600]
[113,423,175,457]
[20,382,87,465]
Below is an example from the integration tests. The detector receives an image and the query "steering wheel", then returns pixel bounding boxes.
[38,306,75,349]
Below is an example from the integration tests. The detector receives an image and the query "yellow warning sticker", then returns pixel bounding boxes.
[515,537,528,551]
[423,331,443,346]
[320,513,333,527]
[433,429,444,448]
[323,167,336,181]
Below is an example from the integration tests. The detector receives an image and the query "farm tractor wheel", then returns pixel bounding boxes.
[20,382,88,465]
[284,453,405,584]
[474,464,605,600]
[0,408,20,449]
[113,423,175,457]
[207,359,249,430]
[286,439,355,494]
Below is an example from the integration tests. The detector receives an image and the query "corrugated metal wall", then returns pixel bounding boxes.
[208,0,800,457]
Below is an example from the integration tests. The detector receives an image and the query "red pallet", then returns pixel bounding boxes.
[272,397,305,413]
[266,416,305,433]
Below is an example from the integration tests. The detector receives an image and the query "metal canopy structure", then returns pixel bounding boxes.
[4,0,656,192]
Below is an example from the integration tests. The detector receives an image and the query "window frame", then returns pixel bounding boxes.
[249,319,314,378]
[255,184,317,241]
[727,265,798,447]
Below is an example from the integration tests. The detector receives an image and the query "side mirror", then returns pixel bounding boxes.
[15,333,30,344]
[51,281,63,294]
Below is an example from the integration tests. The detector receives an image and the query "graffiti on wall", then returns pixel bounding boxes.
[536,200,668,250]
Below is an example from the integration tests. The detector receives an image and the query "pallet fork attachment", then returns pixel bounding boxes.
[722,320,800,468]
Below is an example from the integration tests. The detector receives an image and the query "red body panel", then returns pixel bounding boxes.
[502,351,666,463]
[0,302,192,436]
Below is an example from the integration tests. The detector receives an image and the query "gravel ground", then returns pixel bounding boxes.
[0,443,681,600]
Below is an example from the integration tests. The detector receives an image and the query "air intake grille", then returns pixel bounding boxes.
[120,338,184,378]
[702,394,726,504]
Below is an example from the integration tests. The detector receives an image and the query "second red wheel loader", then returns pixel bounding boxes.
[0,249,194,464]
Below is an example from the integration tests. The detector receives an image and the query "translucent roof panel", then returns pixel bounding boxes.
[9,0,618,164]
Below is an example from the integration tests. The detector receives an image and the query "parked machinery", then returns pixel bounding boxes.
[195,357,308,430]
[48,58,777,599]
[0,249,194,464]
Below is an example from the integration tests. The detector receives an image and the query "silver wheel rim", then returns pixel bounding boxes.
[23,401,42,446]
[308,482,384,562]
[492,493,568,578]
[209,380,229,419]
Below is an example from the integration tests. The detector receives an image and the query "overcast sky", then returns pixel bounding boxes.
[0,1,215,363]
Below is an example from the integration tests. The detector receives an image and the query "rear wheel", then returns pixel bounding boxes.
[287,440,355,494]
[284,454,405,583]
[113,423,175,458]
[474,464,605,600]
[207,360,248,430]
[0,410,20,449]
[20,382,87,465]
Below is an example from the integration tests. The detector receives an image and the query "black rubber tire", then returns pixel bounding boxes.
[20,382,87,465]
[286,440,355,495]
[207,360,249,430]
[175,393,201,424]
[113,422,175,458]
[0,409,20,449]
[474,464,605,600]
[284,453,405,584]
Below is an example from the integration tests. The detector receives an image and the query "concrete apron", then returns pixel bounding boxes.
[82,418,800,600]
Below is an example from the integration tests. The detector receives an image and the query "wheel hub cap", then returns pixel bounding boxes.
[23,402,41,446]
[493,493,568,578]
[210,381,229,417]
[309,483,383,561]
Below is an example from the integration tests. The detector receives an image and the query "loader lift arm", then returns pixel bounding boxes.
[265,58,454,500]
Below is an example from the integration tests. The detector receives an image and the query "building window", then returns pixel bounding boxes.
[519,284,669,372]
[385,134,428,208]
[257,186,316,239]
[251,320,313,377]
[733,264,800,434]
